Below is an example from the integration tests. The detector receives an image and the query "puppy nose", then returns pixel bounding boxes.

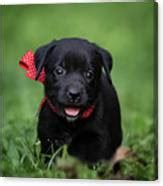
[67,87,81,103]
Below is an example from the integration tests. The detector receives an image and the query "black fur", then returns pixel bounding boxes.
[35,38,122,163]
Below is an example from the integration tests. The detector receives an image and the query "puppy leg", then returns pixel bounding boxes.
[68,131,106,163]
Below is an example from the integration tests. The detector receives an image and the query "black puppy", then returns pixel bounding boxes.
[35,38,122,163]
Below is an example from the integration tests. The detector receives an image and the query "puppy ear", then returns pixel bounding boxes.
[35,40,57,80]
[98,47,112,72]
[97,47,113,84]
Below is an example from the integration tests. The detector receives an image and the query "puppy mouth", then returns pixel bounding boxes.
[64,107,80,117]
[64,107,81,122]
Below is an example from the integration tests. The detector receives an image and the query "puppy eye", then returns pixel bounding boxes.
[54,66,65,76]
[85,70,94,81]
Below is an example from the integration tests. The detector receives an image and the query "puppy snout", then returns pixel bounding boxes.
[67,87,81,104]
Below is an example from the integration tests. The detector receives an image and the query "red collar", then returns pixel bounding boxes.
[39,97,95,119]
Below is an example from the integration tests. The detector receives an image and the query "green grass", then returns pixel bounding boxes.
[1,2,157,180]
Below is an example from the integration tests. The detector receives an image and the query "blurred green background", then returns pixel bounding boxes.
[2,2,157,180]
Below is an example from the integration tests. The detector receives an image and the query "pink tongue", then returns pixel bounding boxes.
[64,108,80,117]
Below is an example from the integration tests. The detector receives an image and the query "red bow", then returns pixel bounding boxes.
[19,50,45,83]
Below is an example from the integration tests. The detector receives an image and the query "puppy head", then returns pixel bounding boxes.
[35,38,112,121]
